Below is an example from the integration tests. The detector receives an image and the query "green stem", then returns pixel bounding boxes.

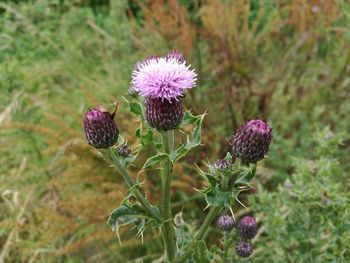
[175,206,222,263]
[160,130,177,262]
[108,148,160,221]
[223,231,230,262]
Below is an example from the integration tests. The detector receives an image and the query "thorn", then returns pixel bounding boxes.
[111,101,119,118]
[114,223,122,245]
[229,207,235,221]
[236,197,247,208]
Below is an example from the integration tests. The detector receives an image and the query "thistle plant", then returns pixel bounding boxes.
[83,50,272,262]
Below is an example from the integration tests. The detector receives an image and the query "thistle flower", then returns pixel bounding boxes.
[83,107,119,149]
[231,119,272,163]
[146,97,183,131]
[166,50,185,63]
[236,216,258,240]
[117,144,131,157]
[130,51,197,101]
[217,215,234,232]
[235,241,253,258]
[215,159,232,171]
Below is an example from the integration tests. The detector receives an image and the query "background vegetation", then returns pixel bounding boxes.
[1,0,349,262]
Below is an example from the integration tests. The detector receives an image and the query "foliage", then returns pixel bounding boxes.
[249,128,350,262]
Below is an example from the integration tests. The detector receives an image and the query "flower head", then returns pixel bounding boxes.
[117,144,131,157]
[166,50,185,63]
[83,106,119,149]
[131,51,197,101]
[146,97,183,131]
[215,159,232,171]
[236,216,258,240]
[235,240,253,258]
[231,119,272,163]
[217,215,234,231]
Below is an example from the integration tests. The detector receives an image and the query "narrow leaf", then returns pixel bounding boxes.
[142,153,170,170]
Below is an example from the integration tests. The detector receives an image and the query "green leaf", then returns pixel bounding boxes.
[107,204,144,227]
[129,102,143,117]
[171,111,205,162]
[140,129,154,146]
[193,241,210,263]
[142,152,170,170]
[224,152,233,161]
[235,163,256,184]
[204,188,238,208]
[123,97,144,118]
[175,212,192,250]
[203,173,218,188]
[125,98,155,148]
[119,154,137,168]
[107,204,149,239]
[135,123,155,147]
[196,165,218,188]
[182,110,201,125]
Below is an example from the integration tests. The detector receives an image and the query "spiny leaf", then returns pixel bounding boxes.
[124,97,144,118]
[235,163,257,184]
[136,126,154,146]
[142,152,170,170]
[128,101,143,117]
[195,164,218,188]
[204,188,238,208]
[171,111,205,162]
[107,204,145,227]
[224,152,233,161]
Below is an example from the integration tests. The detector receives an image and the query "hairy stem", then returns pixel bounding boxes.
[107,148,160,221]
[223,231,230,262]
[160,130,177,261]
[175,206,222,262]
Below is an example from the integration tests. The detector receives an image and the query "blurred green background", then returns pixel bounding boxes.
[1,0,349,262]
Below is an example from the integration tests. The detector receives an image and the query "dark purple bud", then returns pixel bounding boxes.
[146,97,183,131]
[231,119,272,163]
[236,216,258,240]
[166,50,185,63]
[117,144,131,157]
[83,106,119,149]
[215,159,232,171]
[217,215,234,231]
[235,240,253,258]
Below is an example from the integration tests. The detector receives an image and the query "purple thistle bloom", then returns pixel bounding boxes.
[236,216,258,240]
[166,50,185,63]
[231,119,272,163]
[83,107,119,149]
[235,240,253,258]
[217,215,235,231]
[131,51,197,101]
